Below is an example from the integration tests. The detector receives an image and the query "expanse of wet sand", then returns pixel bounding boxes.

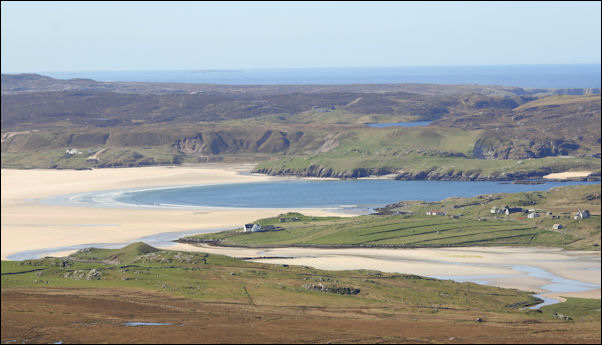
[0,165,344,260]
[166,243,601,301]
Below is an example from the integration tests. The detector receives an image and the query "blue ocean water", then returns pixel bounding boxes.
[113,180,598,209]
[43,64,601,89]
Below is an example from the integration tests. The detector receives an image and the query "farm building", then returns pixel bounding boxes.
[490,206,503,214]
[574,210,590,220]
[552,224,563,230]
[504,207,524,215]
[528,212,539,219]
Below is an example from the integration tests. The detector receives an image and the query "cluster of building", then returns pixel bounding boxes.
[489,206,525,215]
[489,205,593,231]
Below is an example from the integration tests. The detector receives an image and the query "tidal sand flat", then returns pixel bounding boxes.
[0,165,346,260]
[167,243,601,304]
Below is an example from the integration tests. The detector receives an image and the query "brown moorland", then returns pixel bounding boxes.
[2,287,600,344]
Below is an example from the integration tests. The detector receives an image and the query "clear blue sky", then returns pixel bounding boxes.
[1,1,601,73]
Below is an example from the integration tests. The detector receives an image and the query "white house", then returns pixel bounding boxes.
[490,206,502,214]
[243,224,262,232]
[574,210,591,220]
[528,212,539,219]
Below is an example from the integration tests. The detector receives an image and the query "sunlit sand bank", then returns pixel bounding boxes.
[543,171,593,180]
[1,165,343,260]
[165,243,601,300]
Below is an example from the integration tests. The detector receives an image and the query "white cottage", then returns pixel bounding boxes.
[574,210,591,220]
[243,224,262,232]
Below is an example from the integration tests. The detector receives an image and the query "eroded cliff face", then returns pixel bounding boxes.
[173,130,296,155]
[473,135,583,159]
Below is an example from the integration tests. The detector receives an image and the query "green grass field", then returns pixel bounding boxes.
[187,212,565,248]
[3,243,599,322]
[254,126,601,178]
[0,243,544,312]
[186,185,601,250]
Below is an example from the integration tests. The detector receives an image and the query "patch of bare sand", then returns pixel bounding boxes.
[543,171,592,180]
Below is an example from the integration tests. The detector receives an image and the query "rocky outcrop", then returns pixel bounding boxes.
[253,164,597,182]
[254,165,394,179]
[63,268,102,280]
[473,135,582,160]
[173,130,296,155]
[303,283,360,295]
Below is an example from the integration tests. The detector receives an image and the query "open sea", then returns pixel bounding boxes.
[43,64,601,89]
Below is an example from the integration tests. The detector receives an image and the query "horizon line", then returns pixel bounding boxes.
[3,63,601,75]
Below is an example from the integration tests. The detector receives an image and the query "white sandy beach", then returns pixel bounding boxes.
[543,170,592,180]
[0,165,343,260]
[1,165,600,301]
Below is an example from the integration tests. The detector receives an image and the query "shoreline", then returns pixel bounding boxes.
[1,165,348,260]
[2,165,600,304]
[162,242,601,301]
[253,166,600,182]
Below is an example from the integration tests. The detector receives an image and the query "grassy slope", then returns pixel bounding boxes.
[254,126,601,178]
[186,185,601,250]
[4,123,600,178]
[0,243,546,312]
[2,243,599,324]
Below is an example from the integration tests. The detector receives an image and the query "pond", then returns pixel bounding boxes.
[365,121,432,127]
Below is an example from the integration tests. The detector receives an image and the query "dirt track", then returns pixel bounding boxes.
[2,287,600,344]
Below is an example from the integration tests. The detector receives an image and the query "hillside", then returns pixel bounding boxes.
[1,74,600,175]
[2,243,600,343]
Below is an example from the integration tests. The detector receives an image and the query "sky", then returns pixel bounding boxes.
[1,1,601,73]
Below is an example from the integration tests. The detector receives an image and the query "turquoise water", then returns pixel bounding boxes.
[111,180,598,210]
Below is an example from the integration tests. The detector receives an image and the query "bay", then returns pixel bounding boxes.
[106,180,598,210]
